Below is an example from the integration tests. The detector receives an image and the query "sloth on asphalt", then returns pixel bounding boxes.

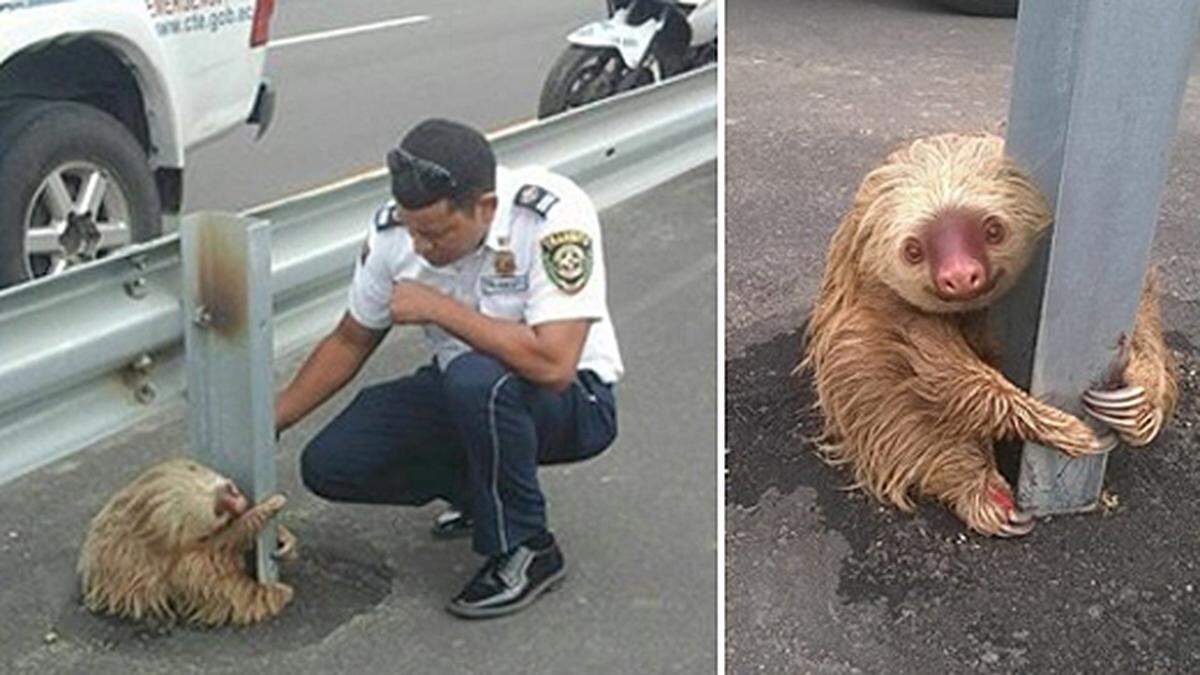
[801,132,1177,537]
[78,458,297,626]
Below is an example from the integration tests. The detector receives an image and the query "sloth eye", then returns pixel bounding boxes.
[902,238,924,265]
[984,217,1007,245]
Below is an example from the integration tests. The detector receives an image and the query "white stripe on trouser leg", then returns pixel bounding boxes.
[488,373,514,553]
[573,376,598,403]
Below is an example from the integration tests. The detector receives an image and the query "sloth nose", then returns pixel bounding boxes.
[936,260,985,298]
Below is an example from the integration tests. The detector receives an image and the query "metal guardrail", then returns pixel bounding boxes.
[0,66,717,486]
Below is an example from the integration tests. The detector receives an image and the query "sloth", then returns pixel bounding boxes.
[802,132,1177,537]
[78,458,297,626]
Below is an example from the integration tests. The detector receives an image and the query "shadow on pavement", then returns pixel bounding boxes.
[727,313,1200,672]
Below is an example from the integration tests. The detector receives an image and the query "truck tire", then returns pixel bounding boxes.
[933,0,1018,17]
[0,100,161,289]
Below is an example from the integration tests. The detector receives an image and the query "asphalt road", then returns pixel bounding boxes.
[185,0,601,213]
[727,1,1200,672]
[0,165,717,674]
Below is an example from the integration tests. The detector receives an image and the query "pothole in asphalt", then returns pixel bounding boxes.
[53,523,394,662]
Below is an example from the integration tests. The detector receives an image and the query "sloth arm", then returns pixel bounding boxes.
[1083,269,1178,447]
[210,494,286,551]
[1125,269,1178,418]
[902,317,1108,456]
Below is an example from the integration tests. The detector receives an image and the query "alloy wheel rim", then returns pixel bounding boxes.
[23,160,132,278]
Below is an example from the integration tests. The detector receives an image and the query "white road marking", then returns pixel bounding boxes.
[239,118,538,217]
[241,167,387,217]
[269,15,431,50]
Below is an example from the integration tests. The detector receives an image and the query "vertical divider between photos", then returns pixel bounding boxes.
[995,0,1200,515]
[182,212,279,583]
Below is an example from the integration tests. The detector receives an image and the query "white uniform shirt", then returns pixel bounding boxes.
[347,165,624,384]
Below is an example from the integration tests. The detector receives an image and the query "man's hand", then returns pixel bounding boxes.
[390,280,452,325]
[390,281,590,392]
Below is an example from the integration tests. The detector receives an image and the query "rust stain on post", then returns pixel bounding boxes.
[196,223,248,338]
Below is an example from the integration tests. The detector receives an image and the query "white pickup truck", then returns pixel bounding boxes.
[0,0,277,288]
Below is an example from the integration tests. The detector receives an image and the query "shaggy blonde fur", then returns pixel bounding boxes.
[802,132,1176,535]
[78,458,297,626]
[1112,271,1180,445]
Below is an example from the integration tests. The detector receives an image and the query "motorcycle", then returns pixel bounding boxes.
[537,0,717,118]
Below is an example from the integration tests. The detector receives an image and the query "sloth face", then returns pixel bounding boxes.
[862,134,1051,314]
[212,479,248,530]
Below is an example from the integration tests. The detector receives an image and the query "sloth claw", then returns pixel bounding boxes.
[1083,385,1162,446]
[1009,509,1034,525]
[978,481,1034,538]
[1083,385,1147,410]
[1083,386,1148,431]
[1086,409,1137,430]
[1084,384,1146,404]
[998,518,1035,538]
[271,524,298,562]
[1085,405,1140,422]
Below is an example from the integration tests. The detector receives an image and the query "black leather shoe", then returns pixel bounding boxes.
[431,507,473,540]
[446,534,566,619]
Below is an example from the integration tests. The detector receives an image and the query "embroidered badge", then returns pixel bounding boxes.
[493,236,517,276]
[494,250,517,276]
[540,229,592,294]
[515,184,560,217]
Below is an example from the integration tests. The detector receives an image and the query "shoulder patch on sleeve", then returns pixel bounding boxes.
[514,184,560,218]
[374,203,398,231]
[540,229,592,294]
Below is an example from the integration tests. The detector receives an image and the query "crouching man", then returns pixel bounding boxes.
[274,119,622,618]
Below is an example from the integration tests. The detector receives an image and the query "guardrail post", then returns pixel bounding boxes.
[181,212,278,583]
[995,0,1200,515]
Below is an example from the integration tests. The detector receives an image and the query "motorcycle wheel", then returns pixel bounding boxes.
[537,44,682,119]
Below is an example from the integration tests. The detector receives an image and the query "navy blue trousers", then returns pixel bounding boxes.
[300,352,617,556]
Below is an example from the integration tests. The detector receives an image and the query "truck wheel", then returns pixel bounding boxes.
[933,0,1018,17]
[0,100,161,289]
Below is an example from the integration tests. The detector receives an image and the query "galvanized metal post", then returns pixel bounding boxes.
[181,212,278,583]
[997,0,1200,514]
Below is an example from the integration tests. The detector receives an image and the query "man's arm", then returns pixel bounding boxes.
[390,281,588,392]
[275,313,388,433]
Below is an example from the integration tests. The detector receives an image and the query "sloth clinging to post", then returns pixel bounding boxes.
[802,132,1177,537]
[78,459,298,626]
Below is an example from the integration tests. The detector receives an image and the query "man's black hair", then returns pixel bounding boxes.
[390,118,496,212]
